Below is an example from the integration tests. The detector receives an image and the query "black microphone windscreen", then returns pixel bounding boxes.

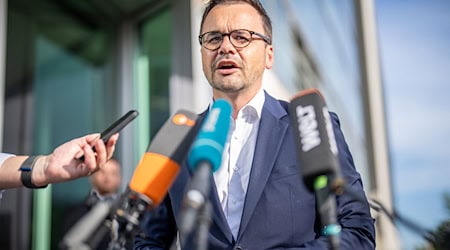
[289,89,340,191]
[147,110,200,164]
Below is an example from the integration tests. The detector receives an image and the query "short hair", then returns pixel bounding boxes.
[200,0,272,44]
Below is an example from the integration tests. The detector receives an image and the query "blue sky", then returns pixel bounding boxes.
[375,0,450,249]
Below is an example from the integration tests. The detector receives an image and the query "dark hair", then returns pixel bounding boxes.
[200,0,272,44]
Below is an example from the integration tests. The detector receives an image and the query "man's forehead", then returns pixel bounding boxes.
[201,3,263,32]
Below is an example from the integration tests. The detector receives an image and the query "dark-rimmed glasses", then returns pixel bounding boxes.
[199,29,271,51]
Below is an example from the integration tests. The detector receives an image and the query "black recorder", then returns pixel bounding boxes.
[100,110,139,142]
[79,110,139,161]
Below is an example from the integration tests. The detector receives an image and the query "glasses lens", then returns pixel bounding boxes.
[230,30,251,48]
[203,32,223,49]
[201,30,254,50]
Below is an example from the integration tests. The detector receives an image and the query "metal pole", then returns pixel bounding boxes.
[354,0,400,249]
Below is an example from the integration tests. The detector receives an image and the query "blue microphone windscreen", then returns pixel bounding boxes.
[188,99,232,172]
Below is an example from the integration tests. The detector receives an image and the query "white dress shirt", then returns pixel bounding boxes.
[213,89,265,239]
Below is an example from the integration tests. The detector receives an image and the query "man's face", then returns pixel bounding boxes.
[200,3,273,98]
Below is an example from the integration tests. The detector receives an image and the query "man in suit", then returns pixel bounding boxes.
[135,0,375,249]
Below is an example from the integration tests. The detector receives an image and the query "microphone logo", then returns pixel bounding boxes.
[202,108,220,132]
[172,113,196,127]
[188,99,231,172]
[295,104,321,152]
[323,107,338,156]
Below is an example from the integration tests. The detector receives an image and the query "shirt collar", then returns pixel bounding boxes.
[209,88,265,121]
[238,88,265,121]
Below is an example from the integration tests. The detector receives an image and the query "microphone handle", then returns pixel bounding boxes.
[189,161,212,202]
[314,175,341,250]
[196,201,212,250]
[60,202,112,250]
[178,161,212,247]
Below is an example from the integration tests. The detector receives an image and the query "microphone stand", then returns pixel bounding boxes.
[59,202,113,250]
[169,201,212,250]
[314,175,341,250]
[195,201,212,250]
[108,190,153,250]
[172,161,213,250]
[60,189,150,250]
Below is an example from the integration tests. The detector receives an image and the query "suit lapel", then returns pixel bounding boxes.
[209,176,234,243]
[237,94,289,239]
[177,158,234,244]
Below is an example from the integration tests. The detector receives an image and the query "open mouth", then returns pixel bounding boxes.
[216,61,239,73]
[219,64,235,69]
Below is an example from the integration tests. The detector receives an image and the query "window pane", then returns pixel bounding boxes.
[137,7,172,141]
[4,2,117,248]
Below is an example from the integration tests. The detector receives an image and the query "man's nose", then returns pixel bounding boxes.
[218,35,236,54]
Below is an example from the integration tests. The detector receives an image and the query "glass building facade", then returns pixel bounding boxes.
[0,0,395,249]
[261,0,371,189]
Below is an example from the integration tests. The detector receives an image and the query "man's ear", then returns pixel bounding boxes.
[265,45,274,69]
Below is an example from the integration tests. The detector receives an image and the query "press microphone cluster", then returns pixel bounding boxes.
[109,110,199,249]
[289,88,343,250]
[175,99,232,250]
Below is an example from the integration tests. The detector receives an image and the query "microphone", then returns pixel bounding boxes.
[289,88,343,250]
[128,110,198,206]
[59,202,113,250]
[176,99,232,249]
[110,110,199,249]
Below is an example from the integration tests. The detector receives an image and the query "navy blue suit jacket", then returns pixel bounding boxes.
[135,92,375,249]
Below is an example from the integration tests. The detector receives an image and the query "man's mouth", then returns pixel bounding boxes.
[216,61,239,74]
[218,63,236,69]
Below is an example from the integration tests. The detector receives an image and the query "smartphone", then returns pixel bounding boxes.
[79,110,139,161]
[100,110,139,143]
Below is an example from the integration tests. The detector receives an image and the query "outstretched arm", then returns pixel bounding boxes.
[0,133,119,189]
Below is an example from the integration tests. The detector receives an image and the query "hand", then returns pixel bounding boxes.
[32,133,119,186]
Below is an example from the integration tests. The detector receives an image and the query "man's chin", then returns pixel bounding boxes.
[212,77,244,91]
[212,83,244,93]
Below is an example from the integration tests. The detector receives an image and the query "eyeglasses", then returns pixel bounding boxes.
[199,29,271,51]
